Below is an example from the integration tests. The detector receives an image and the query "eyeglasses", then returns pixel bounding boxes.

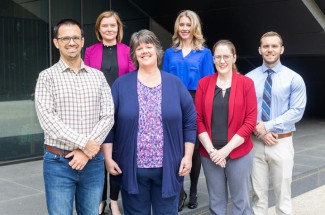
[56,36,82,43]
[213,55,232,62]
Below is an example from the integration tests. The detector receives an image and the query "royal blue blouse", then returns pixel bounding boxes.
[163,47,215,90]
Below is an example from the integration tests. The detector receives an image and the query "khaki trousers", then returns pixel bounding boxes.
[251,136,294,215]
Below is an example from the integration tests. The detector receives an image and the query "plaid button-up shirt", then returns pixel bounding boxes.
[35,59,114,151]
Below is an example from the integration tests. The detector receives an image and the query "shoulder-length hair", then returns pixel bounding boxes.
[129,29,164,68]
[95,11,123,42]
[172,10,205,50]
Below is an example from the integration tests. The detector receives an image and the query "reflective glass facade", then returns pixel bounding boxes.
[0,0,149,164]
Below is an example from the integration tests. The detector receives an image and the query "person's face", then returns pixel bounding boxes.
[259,36,284,68]
[53,24,84,62]
[135,42,157,68]
[213,44,236,75]
[99,16,118,43]
[178,16,193,41]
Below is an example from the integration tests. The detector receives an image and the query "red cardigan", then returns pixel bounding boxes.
[195,71,257,159]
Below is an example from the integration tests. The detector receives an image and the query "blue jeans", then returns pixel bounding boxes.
[43,149,104,215]
[121,168,178,215]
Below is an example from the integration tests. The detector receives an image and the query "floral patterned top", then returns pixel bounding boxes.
[136,79,163,168]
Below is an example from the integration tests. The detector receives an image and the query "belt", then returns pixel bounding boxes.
[45,145,70,156]
[277,132,293,139]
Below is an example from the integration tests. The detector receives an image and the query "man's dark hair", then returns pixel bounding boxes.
[53,19,84,38]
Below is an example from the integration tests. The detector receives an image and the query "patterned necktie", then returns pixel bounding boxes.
[262,69,274,121]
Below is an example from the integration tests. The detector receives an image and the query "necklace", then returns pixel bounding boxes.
[217,77,231,88]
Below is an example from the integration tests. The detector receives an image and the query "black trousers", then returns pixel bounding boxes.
[102,169,121,201]
[179,90,202,201]
[179,141,201,200]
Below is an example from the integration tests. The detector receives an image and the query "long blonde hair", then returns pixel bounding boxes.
[172,10,205,50]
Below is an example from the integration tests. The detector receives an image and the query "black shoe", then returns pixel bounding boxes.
[188,194,198,209]
[178,192,187,212]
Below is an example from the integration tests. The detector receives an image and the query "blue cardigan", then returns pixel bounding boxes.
[105,70,197,198]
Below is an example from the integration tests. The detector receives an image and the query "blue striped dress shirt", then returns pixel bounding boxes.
[246,62,307,133]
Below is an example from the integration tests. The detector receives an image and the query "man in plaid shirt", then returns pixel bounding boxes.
[35,19,114,215]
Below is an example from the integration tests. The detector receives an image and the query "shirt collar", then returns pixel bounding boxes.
[58,58,88,73]
[262,61,282,74]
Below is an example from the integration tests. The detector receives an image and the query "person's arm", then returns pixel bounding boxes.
[35,71,89,149]
[197,132,225,167]
[87,74,115,145]
[264,75,307,132]
[162,49,170,72]
[195,80,226,167]
[214,79,257,163]
[195,80,215,152]
[103,143,122,175]
[201,49,215,77]
[65,149,90,170]
[178,142,195,176]
[102,80,120,174]
[178,81,196,176]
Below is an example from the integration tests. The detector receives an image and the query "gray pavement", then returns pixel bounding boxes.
[268,185,325,215]
[0,118,325,215]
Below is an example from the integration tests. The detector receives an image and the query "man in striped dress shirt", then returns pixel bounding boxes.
[246,31,306,215]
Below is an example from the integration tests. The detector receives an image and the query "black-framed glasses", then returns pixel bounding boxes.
[213,55,232,62]
[56,36,82,43]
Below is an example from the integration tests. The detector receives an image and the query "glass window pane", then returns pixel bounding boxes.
[0,0,49,163]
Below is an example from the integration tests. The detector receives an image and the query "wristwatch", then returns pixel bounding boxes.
[208,147,216,154]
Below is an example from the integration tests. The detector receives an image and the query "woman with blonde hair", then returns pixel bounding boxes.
[162,9,214,211]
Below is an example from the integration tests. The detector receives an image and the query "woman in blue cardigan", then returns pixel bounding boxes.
[104,29,196,215]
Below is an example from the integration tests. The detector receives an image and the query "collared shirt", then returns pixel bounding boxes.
[246,61,307,133]
[35,59,114,151]
[162,47,215,90]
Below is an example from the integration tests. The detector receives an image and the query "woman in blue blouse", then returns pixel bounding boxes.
[162,9,214,211]
[105,29,196,215]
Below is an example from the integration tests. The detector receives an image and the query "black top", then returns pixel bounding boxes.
[100,44,118,87]
[211,86,230,149]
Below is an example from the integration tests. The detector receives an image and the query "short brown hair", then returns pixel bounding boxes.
[129,29,164,68]
[260,31,283,46]
[95,11,123,42]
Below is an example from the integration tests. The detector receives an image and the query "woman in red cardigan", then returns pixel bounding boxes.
[195,40,257,215]
[84,11,135,215]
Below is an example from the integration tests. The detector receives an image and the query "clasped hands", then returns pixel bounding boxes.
[209,146,230,168]
[254,121,278,145]
[66,139,100,171]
